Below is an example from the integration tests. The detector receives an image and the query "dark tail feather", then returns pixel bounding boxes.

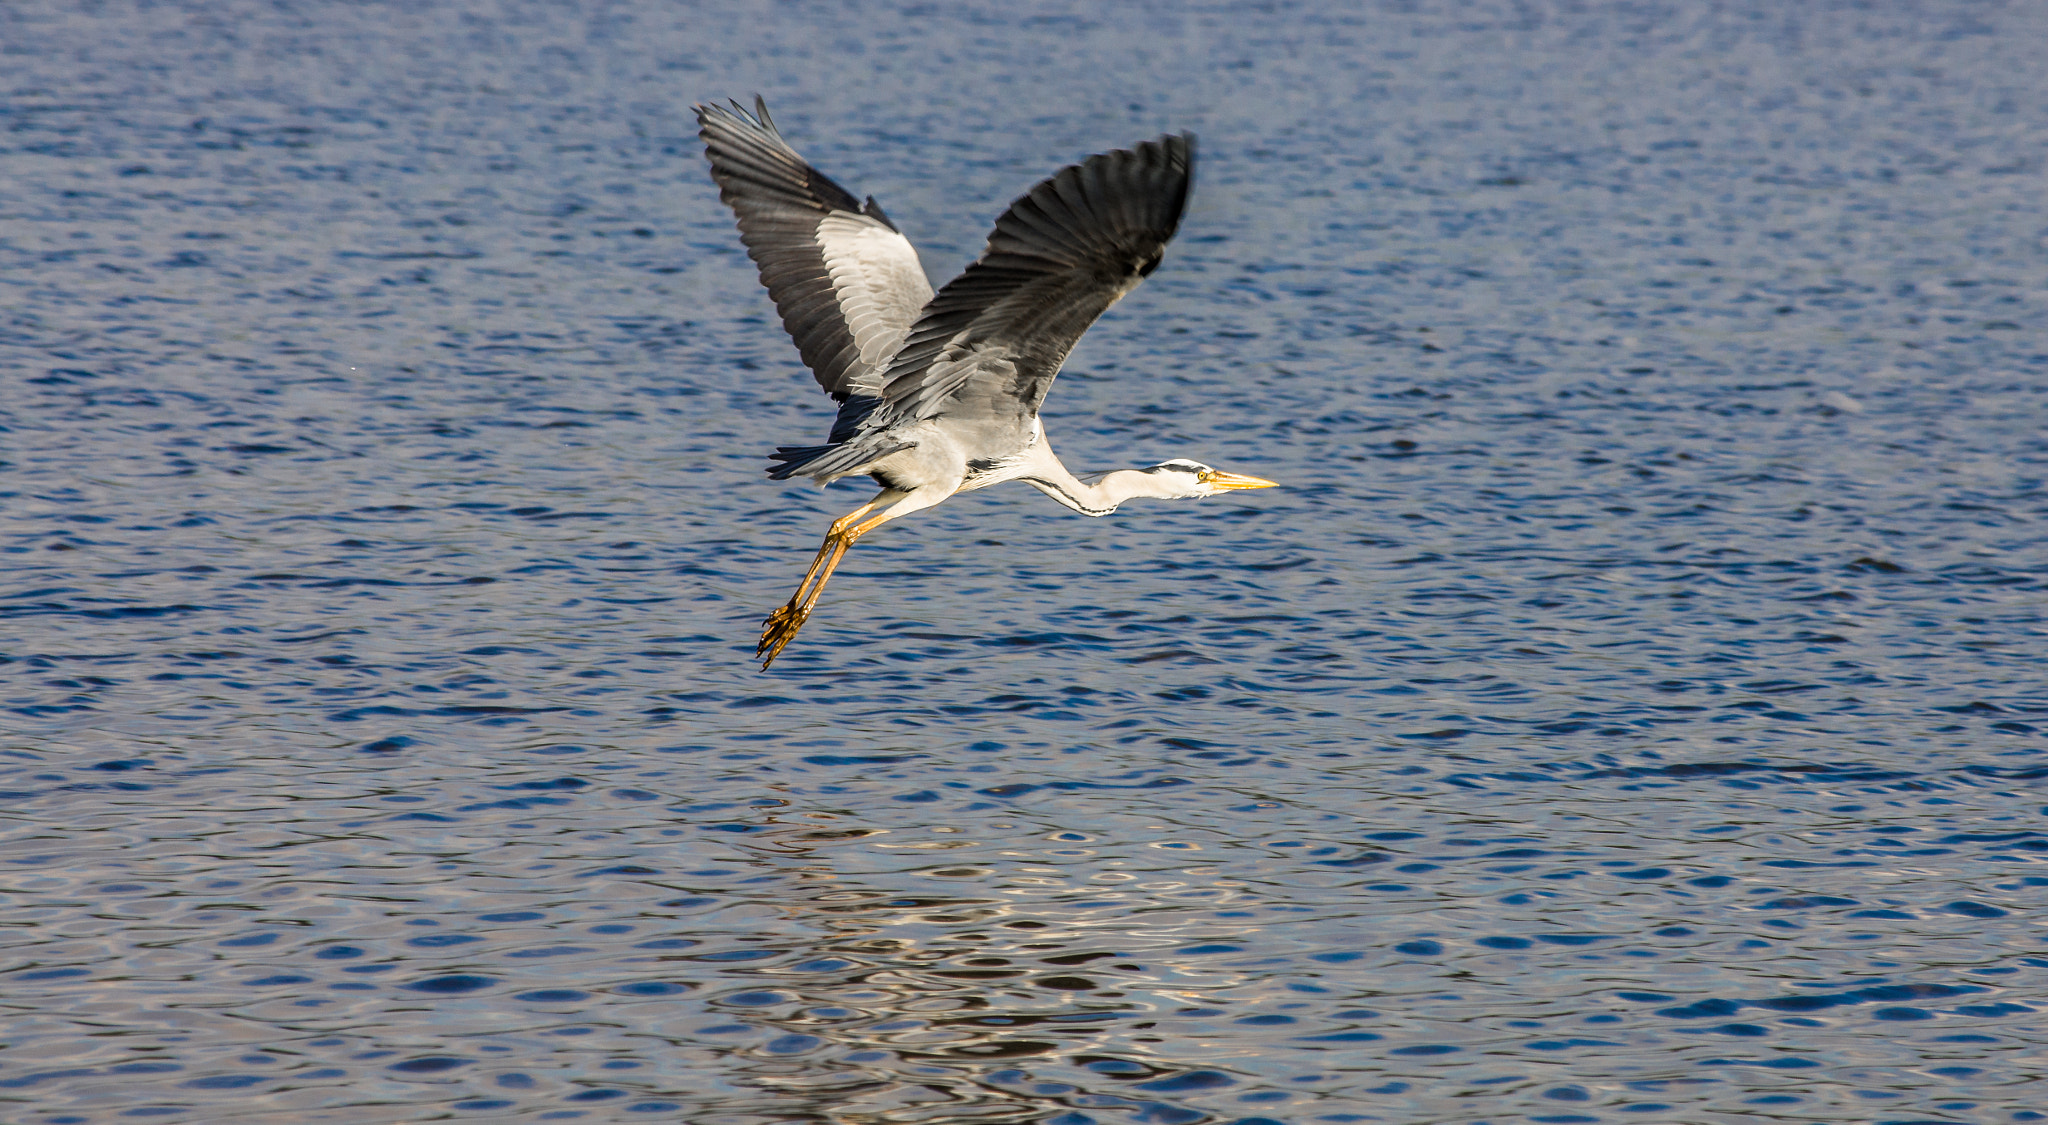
[767,394,907,480]
[766,440,913,481]
[766,444,837,479]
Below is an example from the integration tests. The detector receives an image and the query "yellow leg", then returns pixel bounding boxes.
[788,502,879,606]
[757,501,895,669]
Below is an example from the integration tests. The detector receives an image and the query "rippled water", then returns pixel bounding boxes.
[5,2,2047,1123]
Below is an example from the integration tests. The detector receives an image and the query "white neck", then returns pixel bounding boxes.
[1010,442,1190,517]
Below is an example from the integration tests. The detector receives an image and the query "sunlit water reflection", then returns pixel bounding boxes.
[4,2,2046,1123]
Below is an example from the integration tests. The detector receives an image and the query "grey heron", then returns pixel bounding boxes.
[697,97,1277,668]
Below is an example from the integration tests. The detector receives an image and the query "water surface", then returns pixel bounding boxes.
[3,2,2046,1123]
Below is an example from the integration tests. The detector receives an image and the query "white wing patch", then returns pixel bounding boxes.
[816,215,934,394]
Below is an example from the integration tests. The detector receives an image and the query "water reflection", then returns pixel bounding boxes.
[7,738,2048,1121]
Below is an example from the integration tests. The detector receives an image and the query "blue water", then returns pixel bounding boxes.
[4,2,2046,1123]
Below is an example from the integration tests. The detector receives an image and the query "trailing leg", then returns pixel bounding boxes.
[757,491,902,668]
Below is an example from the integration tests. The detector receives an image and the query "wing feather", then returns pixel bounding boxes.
[870,133,1194,425]
[696,97,934,400]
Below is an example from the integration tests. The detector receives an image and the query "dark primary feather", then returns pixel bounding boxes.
[696,98,932,401]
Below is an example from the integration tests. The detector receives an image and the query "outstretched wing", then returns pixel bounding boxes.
[870,133,1194,426]
[696,97,934,400]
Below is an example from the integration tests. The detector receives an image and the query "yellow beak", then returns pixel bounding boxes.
[1207,471,1279,491]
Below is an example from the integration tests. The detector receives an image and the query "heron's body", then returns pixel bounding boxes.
[863,417,1157,515]
[697,98,1276,667]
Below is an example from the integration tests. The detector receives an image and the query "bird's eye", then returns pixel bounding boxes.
[1196,468,1214,483]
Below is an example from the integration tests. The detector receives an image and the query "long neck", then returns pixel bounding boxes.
[1018,445,1120,516]
[1013,441,1179,517]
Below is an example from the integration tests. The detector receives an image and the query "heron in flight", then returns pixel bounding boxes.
[697,98,1277,668]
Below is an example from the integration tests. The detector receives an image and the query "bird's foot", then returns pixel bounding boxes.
[757,602,810,669]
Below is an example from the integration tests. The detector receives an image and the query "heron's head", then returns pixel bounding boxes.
[1144,459,1280,498]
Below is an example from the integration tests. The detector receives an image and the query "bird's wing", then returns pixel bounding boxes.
[696,97,934,401]
[871,133,1194,426]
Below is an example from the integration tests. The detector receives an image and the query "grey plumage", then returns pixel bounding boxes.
[857,131,1193,435]
[700,98,1192,483]
[696,98,1271,669]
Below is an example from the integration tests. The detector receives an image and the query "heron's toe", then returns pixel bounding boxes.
[756,604,810,666]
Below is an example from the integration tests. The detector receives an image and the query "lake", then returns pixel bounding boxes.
[2,1,2044,1123]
